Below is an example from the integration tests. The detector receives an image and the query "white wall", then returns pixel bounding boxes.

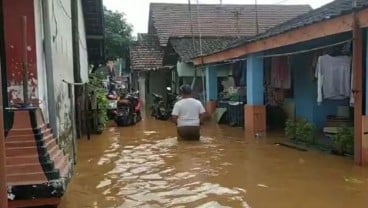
[78,0,89,83]
[34,0,49,123]
[44,0,74,152]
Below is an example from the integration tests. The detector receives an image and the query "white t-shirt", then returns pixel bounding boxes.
[171,98,205,127]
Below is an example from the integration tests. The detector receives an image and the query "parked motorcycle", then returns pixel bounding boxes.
[114,91,142,126]
[105,77,127,120]
[151,87,180,120]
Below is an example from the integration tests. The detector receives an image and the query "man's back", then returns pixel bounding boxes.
[172,98,205,127]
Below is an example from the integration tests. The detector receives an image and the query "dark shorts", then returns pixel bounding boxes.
[177,126,200,141]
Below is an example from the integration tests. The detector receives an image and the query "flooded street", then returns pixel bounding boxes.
[59,118,368,208]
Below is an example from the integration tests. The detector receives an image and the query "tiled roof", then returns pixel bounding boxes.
[227,0,368,48]
[130,34,165,71]
[169,37,239,63]
[149,3,312,46]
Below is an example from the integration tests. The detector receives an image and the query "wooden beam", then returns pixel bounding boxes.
[193,8,368,65]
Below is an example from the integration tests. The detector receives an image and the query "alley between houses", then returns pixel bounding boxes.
[59,118,368,208]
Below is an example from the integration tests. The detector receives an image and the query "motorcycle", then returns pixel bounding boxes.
[114,91,142,126]
[105,78,126,120]
[151,87,180,120]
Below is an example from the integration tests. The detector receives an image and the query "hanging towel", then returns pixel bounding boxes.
[315,55,351,104]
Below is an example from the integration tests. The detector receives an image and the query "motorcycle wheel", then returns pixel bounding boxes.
[137,113,142,122]
[132,114,137,125]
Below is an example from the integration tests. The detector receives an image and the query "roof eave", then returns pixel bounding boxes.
[193,7,368,66]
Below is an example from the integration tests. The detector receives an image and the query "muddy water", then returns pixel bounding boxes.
[59,118,368,208]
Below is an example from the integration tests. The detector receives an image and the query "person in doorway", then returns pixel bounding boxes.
[171,84,206,140]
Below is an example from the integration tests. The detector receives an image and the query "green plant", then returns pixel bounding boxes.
[87,73,109,129]
[285,119,316,144]
[333,126,354,154]
[299,121,316,145]
[285,119,296,139]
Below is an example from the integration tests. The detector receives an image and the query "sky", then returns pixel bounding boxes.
[103,0,334,36]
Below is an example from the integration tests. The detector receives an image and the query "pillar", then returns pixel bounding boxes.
[205,66,217,114]
[138,73,146,109]
[362,28,368,165]
[244,55,266,137]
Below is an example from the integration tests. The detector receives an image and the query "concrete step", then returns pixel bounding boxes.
[6,124,48,137]
[6,138,58,157]
[6,128,52,141]
[6,161,55,175]
[6,145,61,166]
[7,169,60,186]
[5,134,54,148]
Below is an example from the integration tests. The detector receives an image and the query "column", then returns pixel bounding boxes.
[138,73,146,109]
[362,28,368,165]
[244,54,266,137]
[205,66,217,114]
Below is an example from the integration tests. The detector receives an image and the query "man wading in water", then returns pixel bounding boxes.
[171,84,206,140]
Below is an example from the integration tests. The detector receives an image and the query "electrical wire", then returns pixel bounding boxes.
[196,0,203,56]
[188,0,197,52]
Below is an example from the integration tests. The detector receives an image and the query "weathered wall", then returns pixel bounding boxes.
[44,0,74,154]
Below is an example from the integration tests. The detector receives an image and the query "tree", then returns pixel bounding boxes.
[104,8,133,60]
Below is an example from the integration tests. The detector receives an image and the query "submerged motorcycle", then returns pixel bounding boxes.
[114,91,142,126]
[151,87,180,120]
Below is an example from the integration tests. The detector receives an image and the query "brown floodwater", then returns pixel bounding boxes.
[58,118,368,208]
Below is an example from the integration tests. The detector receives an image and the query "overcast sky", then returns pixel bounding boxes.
[103,0,334,36]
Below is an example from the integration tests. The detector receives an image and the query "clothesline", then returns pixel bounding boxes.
[196,39,352,69]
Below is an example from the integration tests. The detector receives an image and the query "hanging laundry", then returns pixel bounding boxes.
[270,56,291,89]
[315,54,351,104]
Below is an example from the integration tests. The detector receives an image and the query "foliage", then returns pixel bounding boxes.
[87,73,109,129]
[285,119,316,144]
[285,119,296,139]
[104,7,133,60]
[332,126,354,154]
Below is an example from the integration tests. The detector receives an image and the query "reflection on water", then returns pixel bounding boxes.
[59,119,368,208]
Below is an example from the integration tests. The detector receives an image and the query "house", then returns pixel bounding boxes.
[0,0,96,207]
[192,0,368,165]
[130,3,312,111]
[130,33,171,107]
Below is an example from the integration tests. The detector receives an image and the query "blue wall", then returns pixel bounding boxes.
[247,55,264,105]
[292,54,349,129]
[205,66,218,101]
